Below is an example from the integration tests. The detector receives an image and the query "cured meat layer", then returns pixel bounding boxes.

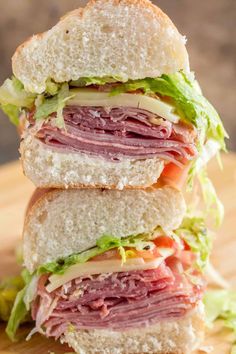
[34,106,197,164]
[31,258,203,339]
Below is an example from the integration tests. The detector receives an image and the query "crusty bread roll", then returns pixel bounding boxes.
[16,0,190,189]
[62,304,205,354]
[12,0,189,94]
[23,186,186,272]
[20,133,165,190]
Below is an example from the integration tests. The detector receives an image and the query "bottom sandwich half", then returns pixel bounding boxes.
[7,187,209,354]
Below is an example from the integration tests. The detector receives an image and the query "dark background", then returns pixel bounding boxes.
[0,0,235,164]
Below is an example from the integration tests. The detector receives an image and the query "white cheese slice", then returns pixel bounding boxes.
[46,255,170,293]
[68,89,180,124]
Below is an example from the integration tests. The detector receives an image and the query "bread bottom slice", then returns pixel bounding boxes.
[62,303,205,354]
[20,134,164,189]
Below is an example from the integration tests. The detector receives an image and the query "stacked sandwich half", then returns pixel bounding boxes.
[0,0,227,353]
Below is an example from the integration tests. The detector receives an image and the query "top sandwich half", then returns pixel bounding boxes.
[0,0,227,189]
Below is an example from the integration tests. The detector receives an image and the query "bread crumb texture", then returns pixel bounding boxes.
[21,134,165,189]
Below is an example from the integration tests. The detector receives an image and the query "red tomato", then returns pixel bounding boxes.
[153,236,175,249]
[161,162,190,189]
[183,240,191,251]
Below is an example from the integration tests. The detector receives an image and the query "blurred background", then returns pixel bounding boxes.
[0,0,235,164]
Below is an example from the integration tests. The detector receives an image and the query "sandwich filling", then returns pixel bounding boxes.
[32,259,202,339]
[6,217,209,341]
[0,72,227,186]
[33,105,197,166]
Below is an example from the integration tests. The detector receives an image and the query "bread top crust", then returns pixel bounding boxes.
[12,0,189,93]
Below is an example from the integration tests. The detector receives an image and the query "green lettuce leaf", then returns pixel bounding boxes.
[38,234,155,275]
[5,270,34,341]
[70,76,123,87]
[175,216,212,272]
[6,219,210,340]
[204,290,236,326]
[111,72,227,151]
[1,104,20,126]
[23,275,39,311]
[38,217,210,277]
[0,77,36,108]
[0,276,25,322]
[55,83,75,128]
[35,83,74,128]
[45,79,60,96]
[0,77,36,124]
[5,287,28,342]
[204,289,236,352]
[34,95,57,120]
[0,73,227,154]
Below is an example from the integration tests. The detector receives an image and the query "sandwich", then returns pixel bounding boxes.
[0,0,227,189]
[6,187,209,354]
[1,1,227,353]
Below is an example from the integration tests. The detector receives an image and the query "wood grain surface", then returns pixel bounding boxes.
[0,154,235,353]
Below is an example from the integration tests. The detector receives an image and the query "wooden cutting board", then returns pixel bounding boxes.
[0,154,236,353]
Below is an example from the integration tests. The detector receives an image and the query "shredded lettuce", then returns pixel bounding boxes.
[204,290,236,325]
[204,289,236,352]
[34,83,74,128]
[198,168,224,227]
[6,220,211,341]
[0,77,36,108]
[5,287,28,342]
[188,137,221,189]
[175,216,211,272]
[6,234,155,338]
[5,270,33,341]
[38,216,211,276]
[21,268,32,284]
[70,76,123,87]
[0,73,227,154]
[111,72,228,151]
[206,262,229,289]
[0,276,25,322]
[38,234,155,275]
[23,275,39,311]
[1,104,20,126]
[45,78,60,96]
[0,77,36,125]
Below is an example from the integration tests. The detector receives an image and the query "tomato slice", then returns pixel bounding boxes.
[153,236,175,249]
[92,245,162,262]
[161,161,190,189]
[92,236,179,263]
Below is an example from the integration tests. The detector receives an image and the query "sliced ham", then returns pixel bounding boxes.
[31,259,203,340]
[32,106,197,164]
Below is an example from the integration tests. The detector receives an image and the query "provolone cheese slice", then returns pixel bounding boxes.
[46,257,165,293]
[68,89,180,124]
